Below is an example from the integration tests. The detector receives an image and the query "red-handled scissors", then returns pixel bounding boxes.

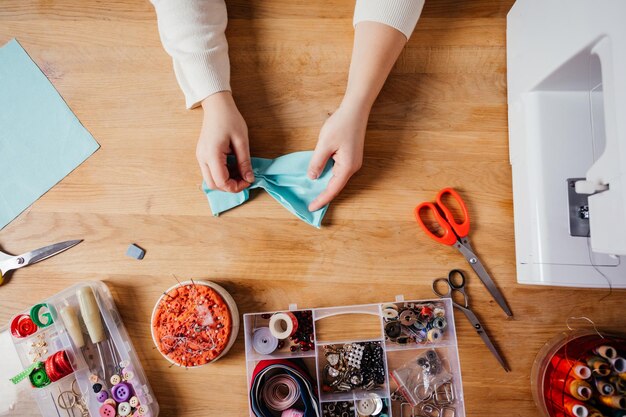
[415,188,513,317]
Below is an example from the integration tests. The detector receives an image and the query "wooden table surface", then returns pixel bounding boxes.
[1,1,625,416]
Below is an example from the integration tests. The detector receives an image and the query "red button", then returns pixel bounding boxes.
[99,404,116,417]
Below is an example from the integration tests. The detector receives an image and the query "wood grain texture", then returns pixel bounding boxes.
[1,0,625,416]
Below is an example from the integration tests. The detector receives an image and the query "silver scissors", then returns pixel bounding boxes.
[0,240,82,285]
[433,269,510,372]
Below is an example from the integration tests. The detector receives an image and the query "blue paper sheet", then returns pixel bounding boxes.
[0,39,100,229]
[203,151,333,228]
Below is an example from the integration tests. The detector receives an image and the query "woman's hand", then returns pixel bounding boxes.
[307,101,368,212]
[197,92,254,192]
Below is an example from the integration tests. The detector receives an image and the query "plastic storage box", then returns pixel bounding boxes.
[244,296,465,417]
[1,281,159,417]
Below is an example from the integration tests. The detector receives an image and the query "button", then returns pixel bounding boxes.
[119,360,130,368]
[118,402,132,416]
[99,404,115,417]
[92,382,103,393]
[356,394,383,416]
[137,405,148,415]
[123,371,135,381]
[96,391,109,403]
[110,374,121,385]
[129,396,140,408]
[104,399,116,407]
[89,374,99,383]
[112,382,131,402]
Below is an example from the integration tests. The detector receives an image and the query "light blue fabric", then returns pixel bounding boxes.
[202,151,333,228]
[0,39,100,230]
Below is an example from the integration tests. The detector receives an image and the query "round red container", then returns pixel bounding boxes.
[531,330,626,417]
[151,280,239,368]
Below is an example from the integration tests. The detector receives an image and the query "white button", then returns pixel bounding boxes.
[118,402,131,416]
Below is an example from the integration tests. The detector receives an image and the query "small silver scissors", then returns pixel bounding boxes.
[433,269,509,372]
[0,240,82,285]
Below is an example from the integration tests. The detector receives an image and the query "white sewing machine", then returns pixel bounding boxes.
[507,0,626,287]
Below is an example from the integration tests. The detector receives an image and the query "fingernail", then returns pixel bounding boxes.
[308,171,318,180]
[245,172,255,182]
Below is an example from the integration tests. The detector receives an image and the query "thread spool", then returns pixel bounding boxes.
[381,303,398,312]
[599,395,626,410]
[587,356,611,377]
[384,321,402,339]
[563,378,592,401]
[595,346,618,360]
[269,313,298,340]
[550,355,592,380]
[261,374,300,411]
[612,358,626,373]
[548,391,589,417]
[382,308,399,319]
[432,317,447,330]
[596,379,615,395]
[253,327,279,355]
[427,328,442,342]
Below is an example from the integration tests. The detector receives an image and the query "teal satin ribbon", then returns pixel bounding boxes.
[202,151,333,228]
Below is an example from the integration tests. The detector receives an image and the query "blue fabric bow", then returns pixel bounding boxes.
[202,151,333,228]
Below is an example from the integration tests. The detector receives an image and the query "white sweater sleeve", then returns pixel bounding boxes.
[151,0,424,109]
[354,0,425,40]
[151,0,230,109]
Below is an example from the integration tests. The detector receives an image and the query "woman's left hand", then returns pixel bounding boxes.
[307,102,369,212]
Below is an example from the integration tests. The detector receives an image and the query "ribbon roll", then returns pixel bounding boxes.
[281,409,304,417]
[30,303,55,328]
[10,362,41,385]
[261,374,300,411]
[253,327,279,355]
[10,314,38,338]
[250,360,320,417]
[29,366,51,388]
[269,313,298,340]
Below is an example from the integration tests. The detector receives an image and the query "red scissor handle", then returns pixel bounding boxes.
[414,202,458,246]
[436,187,470,238]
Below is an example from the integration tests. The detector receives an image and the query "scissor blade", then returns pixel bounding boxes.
[20,240,82,268]
[455,239,513,317]
[458,305,510,372]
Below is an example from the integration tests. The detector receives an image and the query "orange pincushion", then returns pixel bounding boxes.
[152,282,234,367]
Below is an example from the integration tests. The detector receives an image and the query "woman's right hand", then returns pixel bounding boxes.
[197,91,254,192]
